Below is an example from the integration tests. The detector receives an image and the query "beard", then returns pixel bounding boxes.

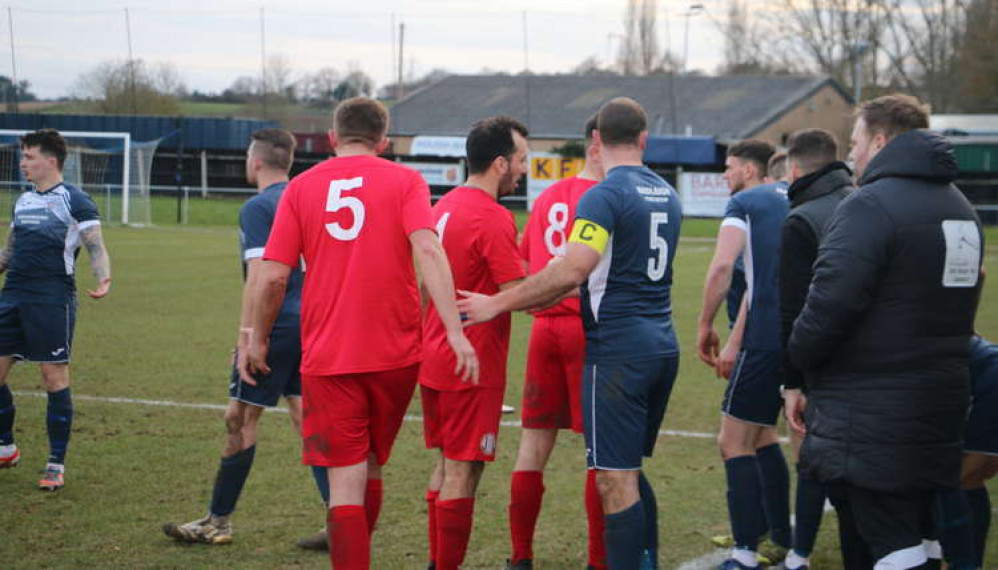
[498,168,517,198]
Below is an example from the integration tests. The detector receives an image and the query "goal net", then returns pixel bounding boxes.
[0,130,160,226]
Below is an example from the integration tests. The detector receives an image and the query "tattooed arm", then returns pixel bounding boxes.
[79,224,111,298]
[0,231,14,274]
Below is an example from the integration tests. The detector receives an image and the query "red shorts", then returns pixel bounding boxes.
[421,385,504,462]
[301,364,419,468]
[522,315,586,432]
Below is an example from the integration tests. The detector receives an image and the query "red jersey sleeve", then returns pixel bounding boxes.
[263,180,302,267]
[481,210,527,286]
[401,171,434,236]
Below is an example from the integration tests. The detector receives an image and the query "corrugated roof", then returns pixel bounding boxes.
[390,74,850,141]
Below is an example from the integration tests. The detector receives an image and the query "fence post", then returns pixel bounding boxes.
[200,150,208,198]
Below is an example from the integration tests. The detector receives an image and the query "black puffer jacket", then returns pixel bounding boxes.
[788,129,984,491]
[779,162,854,390]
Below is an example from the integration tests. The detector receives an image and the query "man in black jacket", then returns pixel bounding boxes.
[779,128,853,570]
[789,94,984,569]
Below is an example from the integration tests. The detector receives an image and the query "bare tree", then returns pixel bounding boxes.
[265,54,295,101]
[618,0,663,74]
[877,0,966,111]
[302,66,342,108]
[953,0,998,111]
[773,0,885,95]
[720,0,806,75]
[74,59,184,115]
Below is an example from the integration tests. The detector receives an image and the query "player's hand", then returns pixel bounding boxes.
[456,290,498,326]
[86,277,111,299]
[715,341,739,379]
[447,330,479,384]
[784,388,808,436]
[240,338,271,386]
[697,325,720,367]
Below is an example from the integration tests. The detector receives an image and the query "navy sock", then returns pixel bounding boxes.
[937,486,975,568]
[209,445,256,517]
[604,500,644,570]
[966,487,991,568]
[638,471,658,561]
[755,443,791,548]
[45,388,72,464]
[311,465,330,505]
[792,463,826,556]
[726,455,765,551]
[0,384,14,446]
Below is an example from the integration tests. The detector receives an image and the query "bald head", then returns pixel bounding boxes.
[597,97,647,147]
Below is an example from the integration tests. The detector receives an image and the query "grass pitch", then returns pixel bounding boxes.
[0,210,995,569]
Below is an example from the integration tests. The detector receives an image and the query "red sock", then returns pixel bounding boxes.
[436,497,475,570]
[509,470,545,561]
[585,469,607,570]
[328,505,370,570]
[426,489,440,565]
[365,478,383,534]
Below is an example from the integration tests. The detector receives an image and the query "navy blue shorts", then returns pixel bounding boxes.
[966,388,998,456]
[583,355,679,470]
[229,331,301,408]
[0,299,76,363]
[722,349,782,427]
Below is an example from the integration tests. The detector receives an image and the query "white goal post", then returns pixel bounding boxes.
[0,129,158,226]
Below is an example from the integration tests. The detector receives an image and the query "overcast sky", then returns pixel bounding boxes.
[1,0,730,99]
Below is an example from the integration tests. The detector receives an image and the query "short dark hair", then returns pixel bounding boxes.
[465,116,529,175]
[251,128,296,172]
[767,152,788,182]
[584,114,598,142]
[857,93,930,141]
[333,97,389,147]
[727,139,776,177]
[787,128,838,175]
[21,128,67,169]
[597,97,647,146]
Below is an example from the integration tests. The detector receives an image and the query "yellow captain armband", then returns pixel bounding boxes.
[568,218,610,254]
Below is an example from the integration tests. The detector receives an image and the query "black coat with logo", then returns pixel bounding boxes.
[788,130,984,491]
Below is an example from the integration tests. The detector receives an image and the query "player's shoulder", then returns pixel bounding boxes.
[240,189,276,217]
[309,155,418,178]
[56,182,92,201]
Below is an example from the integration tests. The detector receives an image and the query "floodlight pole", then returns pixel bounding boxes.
[122,133,131,225]
[7,7,18,113]
[260,7,267,120]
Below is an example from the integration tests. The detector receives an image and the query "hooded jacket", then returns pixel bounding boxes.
[779,162,854,390]
[788,130,984,491]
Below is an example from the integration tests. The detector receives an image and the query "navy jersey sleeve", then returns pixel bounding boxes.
[721,193,748,231]
[574,186,617,233]
[69,188,100,226]
[239,198,273,261]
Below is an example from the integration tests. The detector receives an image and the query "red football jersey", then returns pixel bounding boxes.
[264,155,434,376]
[520,176,598,317]
[420,186,526,391]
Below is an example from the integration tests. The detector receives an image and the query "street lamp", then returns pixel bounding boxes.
[682,3,704,74]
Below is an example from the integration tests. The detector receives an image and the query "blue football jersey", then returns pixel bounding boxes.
[721,183,788,350]
[3,182,100,303]
[970,336,998,400]
[569,165,682,363]
[239,182,302,333]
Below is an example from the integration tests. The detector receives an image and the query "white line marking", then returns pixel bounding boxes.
[15,391,719,440]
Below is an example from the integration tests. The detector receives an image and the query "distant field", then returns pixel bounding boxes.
[27,100,252,118]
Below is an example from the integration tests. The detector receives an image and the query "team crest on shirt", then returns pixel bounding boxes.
[480,433,496,456]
